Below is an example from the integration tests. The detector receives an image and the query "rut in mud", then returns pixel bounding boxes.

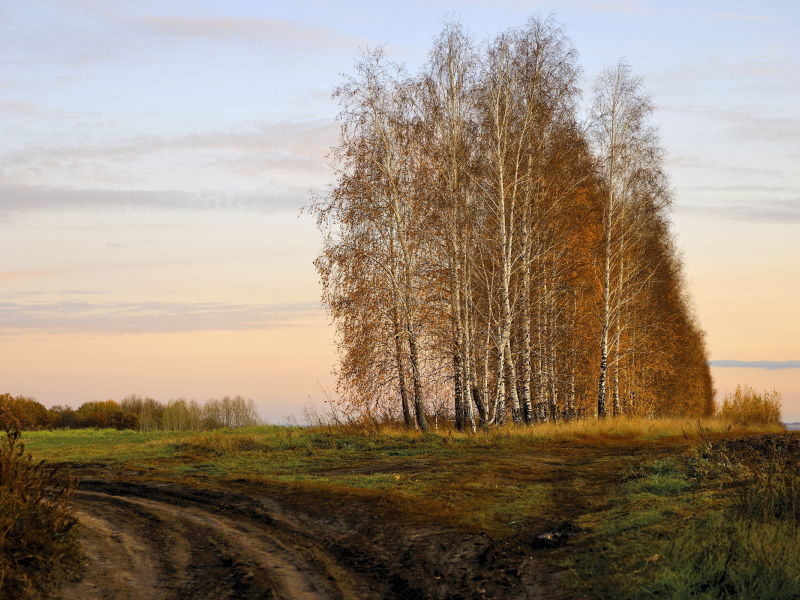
[59,478,574,600]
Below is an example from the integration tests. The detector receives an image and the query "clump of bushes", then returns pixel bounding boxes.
[1,392,261,432]
[0,431,80,599]
[719,384,782,425]
[49,400,139,430]
[0,394,58,431]
[113,394,261,431]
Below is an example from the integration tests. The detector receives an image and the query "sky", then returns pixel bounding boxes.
[0,0,798,421]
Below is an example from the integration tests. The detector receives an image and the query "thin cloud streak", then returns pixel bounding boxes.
[675,200,800,223]
[710,360,800,370]
[589,0,652,14]
[127,15,361,52]
[0,100,40,114]
[662,105,800,148]
[0,5,362,68]
[653,55,800,96]
[683,185,800,194]
[702,13,778,22]
[2,119,338,183]
[0,300,322,334]
[0,184,308,213]
[0,270,60,282]
[669,155,788,181]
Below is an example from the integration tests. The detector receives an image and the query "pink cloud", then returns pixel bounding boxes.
[0,270,59,282]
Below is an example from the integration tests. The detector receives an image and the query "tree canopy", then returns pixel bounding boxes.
[311,15,714,429]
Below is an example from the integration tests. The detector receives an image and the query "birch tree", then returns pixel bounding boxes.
[591,60,672,417]
[312,18,714,429]
[419,20,478,432]
[313,48,430,429]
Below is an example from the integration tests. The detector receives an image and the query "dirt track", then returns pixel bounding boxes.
[58,478,574,600]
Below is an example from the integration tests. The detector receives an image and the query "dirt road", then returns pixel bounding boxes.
[58,478,573,600]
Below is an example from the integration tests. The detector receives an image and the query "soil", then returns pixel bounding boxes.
[55,475,578,600]
[718,433,800,457]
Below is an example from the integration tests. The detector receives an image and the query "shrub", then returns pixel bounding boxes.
[719,384,782,426]
[0,394,56,432]
[48,405,81,429]
[74,400,140,430]
[6,393,260,432]
[0,432,80,599]
[203,396,261,429]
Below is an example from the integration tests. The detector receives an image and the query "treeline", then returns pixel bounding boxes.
[0,393,261,432]
[311,15,714,431]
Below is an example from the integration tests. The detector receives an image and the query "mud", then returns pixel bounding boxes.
[57,478,576,600]
[718,433,800,458]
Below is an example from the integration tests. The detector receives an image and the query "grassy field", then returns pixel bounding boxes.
[22,418,794,598]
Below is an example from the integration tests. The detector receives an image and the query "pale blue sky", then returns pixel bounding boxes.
[1,0,798,419]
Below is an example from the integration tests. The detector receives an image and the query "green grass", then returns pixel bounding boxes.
[565,432,800,599]
[20,418,792,596]
[22,421,683,531]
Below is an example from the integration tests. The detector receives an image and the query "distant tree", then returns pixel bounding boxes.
[0,394,54,431]
[74,400,139,430]
[3,393,261,432]
[203,396,260,429]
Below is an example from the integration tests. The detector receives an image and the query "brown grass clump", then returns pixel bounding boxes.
[304,415,782,445]
[0,431,80,599]
[719,384,782,426]
[175,431,268,456]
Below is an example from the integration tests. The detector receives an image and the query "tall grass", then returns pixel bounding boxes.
[654,512,800,599]
[565,423,799,599]
[719,384,782,426]
[642,433,800,599]
[0,432,80,599]
[299,414,782,444]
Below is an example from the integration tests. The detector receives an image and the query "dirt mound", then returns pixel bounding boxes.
[715,432,800,459]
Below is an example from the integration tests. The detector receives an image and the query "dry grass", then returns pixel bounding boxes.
[565,427,800,599]
[20,417,789,597]
[0,432,80,599]
[307,415,783,443]
[719,384,783,426]
[23,417,783,535]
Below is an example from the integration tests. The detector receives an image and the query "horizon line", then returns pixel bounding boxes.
[710,360,800,370]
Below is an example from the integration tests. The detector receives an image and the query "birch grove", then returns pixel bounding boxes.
[311,16,714,427]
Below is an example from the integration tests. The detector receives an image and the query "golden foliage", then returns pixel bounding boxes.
[0,432,79,599]
[719,384,782,426]
[311,16,714,429]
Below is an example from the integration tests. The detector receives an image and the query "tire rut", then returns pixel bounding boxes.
[60,484,365,600]
[56,477,577,600]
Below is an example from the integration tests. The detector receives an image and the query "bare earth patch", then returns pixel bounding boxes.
[57,476,575,600]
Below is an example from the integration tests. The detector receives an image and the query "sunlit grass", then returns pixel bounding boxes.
[22,417,780,535]
[20,417,794,596]
[565,430,800,599]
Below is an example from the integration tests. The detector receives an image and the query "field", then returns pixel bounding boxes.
[18,418,794,599]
